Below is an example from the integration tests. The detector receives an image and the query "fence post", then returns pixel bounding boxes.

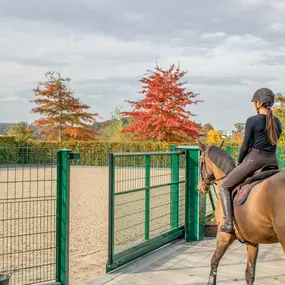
[106,143,109,166]
[170,147,179,228]
[145,155,150,240]
[107,153,115,270]
[226,145,231,156]
[277,146,281,167]
[56,149,79,285]
[208,190,216,212]
[182,146,204,242]
[77,144,81,165]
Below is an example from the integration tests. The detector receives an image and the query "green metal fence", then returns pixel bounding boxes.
[2,143,284,281]
[106,151,186,272]
[2,144,285,169]
[226,145,285,169]
[0,147,78,285]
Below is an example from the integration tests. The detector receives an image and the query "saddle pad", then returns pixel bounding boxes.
[233,179,265,207]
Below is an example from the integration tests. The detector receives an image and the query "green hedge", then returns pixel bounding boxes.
[0,136,17,145]
[0,140,195,166]
[1,137,284,168]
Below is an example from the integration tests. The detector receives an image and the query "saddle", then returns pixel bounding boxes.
[232,164,280,206]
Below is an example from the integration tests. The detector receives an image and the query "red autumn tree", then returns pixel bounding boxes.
[30,71,99,142]
[121,64,202,142]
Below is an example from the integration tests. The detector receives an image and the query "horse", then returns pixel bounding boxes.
[197,141,285,285]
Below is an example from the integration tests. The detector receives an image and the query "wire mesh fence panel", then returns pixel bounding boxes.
[226,146,285,170]
[0,146,57,285]
[277,146,285,170]
[107,152,186,272]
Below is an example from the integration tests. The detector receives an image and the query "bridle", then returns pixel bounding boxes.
[199,147,227,191]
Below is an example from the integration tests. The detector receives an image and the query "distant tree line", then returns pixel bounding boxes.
[4,64,203,144]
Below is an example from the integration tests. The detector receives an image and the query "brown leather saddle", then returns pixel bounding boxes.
[232,164,280,206]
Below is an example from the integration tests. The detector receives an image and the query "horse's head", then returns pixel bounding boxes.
[197,140,224,193]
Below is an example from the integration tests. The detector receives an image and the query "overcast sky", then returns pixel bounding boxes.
[1,0,285,131]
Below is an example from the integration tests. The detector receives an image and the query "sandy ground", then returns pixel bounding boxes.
[69,167,186,285]
[0,166,188,285]
[69,167,109,285]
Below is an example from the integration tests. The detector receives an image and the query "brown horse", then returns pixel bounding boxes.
[197,141,285,285]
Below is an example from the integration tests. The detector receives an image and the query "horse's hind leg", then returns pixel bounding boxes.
[245,244,259,285]
[207,232,235,285]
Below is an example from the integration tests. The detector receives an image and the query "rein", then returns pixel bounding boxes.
[199,147,227,189]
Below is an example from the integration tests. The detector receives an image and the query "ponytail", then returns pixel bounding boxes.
[266,106,279,145]
[256,101,279,145]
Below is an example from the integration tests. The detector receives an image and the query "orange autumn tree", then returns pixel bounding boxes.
[31,71,99,142]
[206,130,222,145]
[121,64,202,142]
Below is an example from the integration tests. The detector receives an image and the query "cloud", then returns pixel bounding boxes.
[202,33,227,39]
[0,55,69,68]
[0,0,285,131]
[0,96,28,103]
[186,75,277,86]
[260,55,285,66]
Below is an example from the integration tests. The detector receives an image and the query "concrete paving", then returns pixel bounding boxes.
[87,238,285,285]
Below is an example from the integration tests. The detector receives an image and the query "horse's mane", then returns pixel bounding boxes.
[207,146,235,175]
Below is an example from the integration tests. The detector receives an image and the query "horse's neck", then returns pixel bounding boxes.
[211,163,226,192]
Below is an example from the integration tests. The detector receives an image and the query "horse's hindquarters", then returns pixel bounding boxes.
[233,179,281,244]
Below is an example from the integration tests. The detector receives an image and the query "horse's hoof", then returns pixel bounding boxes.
[207,274,216,285]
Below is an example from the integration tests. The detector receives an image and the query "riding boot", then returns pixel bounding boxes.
[220,186,234,234]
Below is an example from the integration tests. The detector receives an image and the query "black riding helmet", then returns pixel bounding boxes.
[251,88,275,104]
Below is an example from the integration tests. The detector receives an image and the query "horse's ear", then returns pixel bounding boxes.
[219,140,225,149]
[197,140,206,152]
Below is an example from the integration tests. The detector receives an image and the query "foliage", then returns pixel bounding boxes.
[0,139,196,166]
[273,93,285,146]
[206,130,222,145]
[0,135,17,145]
[234,122,245,132]
[30,71,99,142]
[222,138,241,147]
[231,131,244,145]
[210,216,216,222]
[122,64,202,142]
[100,107,131,142]
[6,122,37,143]
[203,123,214,134]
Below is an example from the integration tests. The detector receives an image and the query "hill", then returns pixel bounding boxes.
[0,123,16,134]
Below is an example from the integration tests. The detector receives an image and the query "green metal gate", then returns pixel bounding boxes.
[106,151,186,272]
[0,146,79,285]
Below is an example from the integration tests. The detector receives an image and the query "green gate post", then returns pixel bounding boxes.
[145,155,150,240]
[107,153,115,271]
[106,143,109,166]
[178,146,205,242]
[170,145,179,228]
[56,149,80,285]
[77,144,81,165]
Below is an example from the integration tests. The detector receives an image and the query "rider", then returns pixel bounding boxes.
[220,88,283,234]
